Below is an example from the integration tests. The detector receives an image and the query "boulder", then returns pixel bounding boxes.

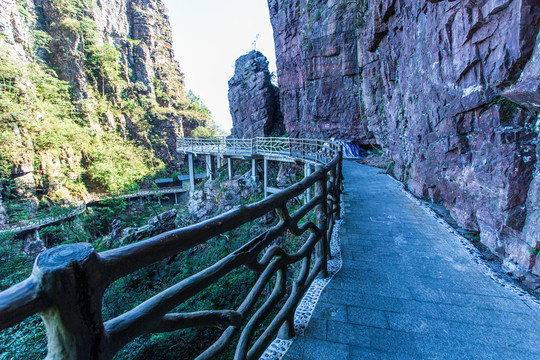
[114,209,178,245]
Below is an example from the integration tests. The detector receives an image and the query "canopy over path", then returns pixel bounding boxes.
[283,161,540,359]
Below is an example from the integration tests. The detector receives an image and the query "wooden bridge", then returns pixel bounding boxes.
[0,137,343,359]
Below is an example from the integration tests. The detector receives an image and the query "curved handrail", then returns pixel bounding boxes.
[0,137,343,360]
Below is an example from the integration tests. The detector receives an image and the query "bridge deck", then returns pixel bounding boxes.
[284,161,540,359]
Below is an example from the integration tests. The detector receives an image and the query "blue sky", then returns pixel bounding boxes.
[162,0,277,134]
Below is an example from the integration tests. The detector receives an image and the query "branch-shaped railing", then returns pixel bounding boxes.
[0,137,343,360]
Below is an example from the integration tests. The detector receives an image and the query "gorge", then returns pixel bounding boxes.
[1,0,540,358]
[0,0,538,307]
[0,0,211,207]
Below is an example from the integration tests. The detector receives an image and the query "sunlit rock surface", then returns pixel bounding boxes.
[268,0,540,277]
[228,51,284,138]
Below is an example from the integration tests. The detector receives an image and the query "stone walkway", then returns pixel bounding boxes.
[283,161,540,360]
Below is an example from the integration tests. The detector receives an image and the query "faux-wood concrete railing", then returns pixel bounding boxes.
[0,137,343,360]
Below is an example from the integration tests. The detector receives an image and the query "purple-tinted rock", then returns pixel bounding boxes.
[228,51,284,138]
[267,0,371,140]
[503,26,540,112]
[268,0,540,276]
[533,255,540,276]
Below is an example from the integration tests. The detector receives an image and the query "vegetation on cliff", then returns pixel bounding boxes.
[0,161,309,359]
[0,38,160,195]
[0,0,213,209]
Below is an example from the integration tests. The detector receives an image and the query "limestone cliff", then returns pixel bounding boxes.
[228,51,284,138]
[268,0,540,277]
[0,0,209,205]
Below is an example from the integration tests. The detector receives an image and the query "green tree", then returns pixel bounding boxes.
[87,43,124,96]
[187,90,212,117]
[190,126,218,138]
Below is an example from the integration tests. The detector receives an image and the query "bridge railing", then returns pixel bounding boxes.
[177,137,340,165]
[0,203,87,235]
[86,185,189,203]
[177,137,254,156]
[0,137,343,360]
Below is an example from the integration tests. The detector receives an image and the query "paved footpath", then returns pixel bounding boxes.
[283,161,540,360]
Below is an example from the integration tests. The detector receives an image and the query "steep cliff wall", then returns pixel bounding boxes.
[0,0,209,207]
[228,51,284,138]
[269,0,540,277]
[268,0,372,140]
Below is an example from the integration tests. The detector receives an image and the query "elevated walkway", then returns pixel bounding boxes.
[0,137,344,360]
[4,140,539,359]
[284,161,540,359]
[0,187,188,235]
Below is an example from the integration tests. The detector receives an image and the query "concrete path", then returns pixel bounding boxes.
[283,161,540,360]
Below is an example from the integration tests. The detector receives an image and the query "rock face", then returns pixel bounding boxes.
[35,0,184,105]
[228,51,284,138]
[0,0,209,201]
[22,229,46,255]
[268,0,540,276]
[111,209,177,245]
[503,18,540,112]
[188,171,262,219]
[45,0,195,161]
[267,0,370,140]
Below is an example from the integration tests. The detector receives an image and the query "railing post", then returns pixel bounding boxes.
[288,138,292,157]
[34,243,109,359]
[206,155,216,180]
[263,158,268,198]
[304,163,312,204]
[188,153,195,193]
[277,267,295,340]
[336,148,343,218]
[315,170,329,277]
[251,159,258,182]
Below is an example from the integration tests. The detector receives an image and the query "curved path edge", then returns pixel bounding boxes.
[274,161,540,360]
[260,205,345,360]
